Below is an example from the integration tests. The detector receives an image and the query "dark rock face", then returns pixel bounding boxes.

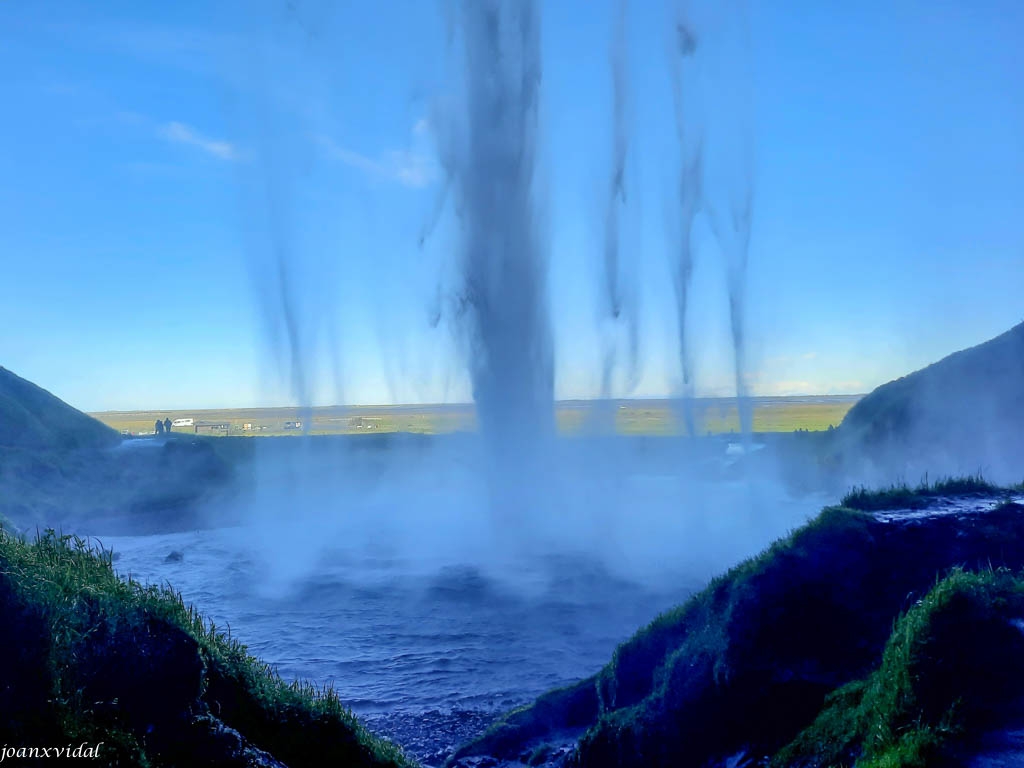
[168,715,291,768]
[452,496,1024,768]
[451,677,600,765]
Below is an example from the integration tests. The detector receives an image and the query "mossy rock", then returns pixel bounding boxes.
[0,528,413,767]
[455,487,1024,767]
[777,569,1024,767]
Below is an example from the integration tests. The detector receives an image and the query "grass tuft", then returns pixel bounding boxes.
[841,473,1000,511]
[0,527,412,767]
[775,568,1024,767]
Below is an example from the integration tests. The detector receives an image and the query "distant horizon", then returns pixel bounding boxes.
[85,392,866,416]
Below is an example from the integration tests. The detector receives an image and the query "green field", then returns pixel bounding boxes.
[91,396,861,438]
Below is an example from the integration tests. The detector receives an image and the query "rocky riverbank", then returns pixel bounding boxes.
[364,709,502,767]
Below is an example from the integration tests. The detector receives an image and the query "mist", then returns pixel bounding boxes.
[218,0,826,607]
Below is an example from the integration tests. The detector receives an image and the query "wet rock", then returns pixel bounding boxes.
[448,677,596,764]
[165,550,184,563]
[364,707,501,765]
[446,744,576,768]
[450,758,499,768]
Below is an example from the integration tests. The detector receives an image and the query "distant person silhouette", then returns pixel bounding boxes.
[164,417,172,434]
[155,419,164,435]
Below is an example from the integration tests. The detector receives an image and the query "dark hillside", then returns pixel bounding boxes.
[838,322,1024,483]
[450,486,1024,767]
[0,366,118,451]
[0,367,237,534]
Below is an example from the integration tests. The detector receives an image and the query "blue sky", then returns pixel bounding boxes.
[0,0,1021,411]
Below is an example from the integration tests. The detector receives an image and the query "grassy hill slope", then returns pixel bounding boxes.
[837,322,1024,483]
[450,480,1024,767]
[0,367,238,534]
[0,366,118,451]
[0,527,412,767]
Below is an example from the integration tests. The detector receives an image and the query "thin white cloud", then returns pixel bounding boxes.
[319,140,382,176]
[387,149,434,188]
[159,121,238,161]
[316,129,435,189]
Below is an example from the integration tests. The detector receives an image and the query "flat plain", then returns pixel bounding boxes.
[90,395,862,437]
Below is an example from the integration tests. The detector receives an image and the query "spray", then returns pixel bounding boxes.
[708,0,755,438]
[434,0,553,515]
[711,186,754,437]
[669,0,754,438]
[669,7,702,437]
[599,0,640,427]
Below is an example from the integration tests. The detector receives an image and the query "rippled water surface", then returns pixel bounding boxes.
[106,526,693,713]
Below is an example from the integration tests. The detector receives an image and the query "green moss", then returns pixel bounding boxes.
[467,481,1024,767]
[597,504,873,713]
[455,504,878,763]
[776,569,1024,767]
[767,679,869,767]
[0,528,412,767]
